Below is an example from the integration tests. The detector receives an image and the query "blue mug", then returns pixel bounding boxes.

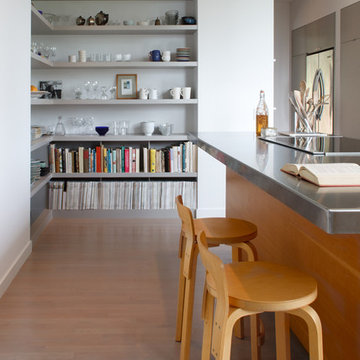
[149,50,161,62]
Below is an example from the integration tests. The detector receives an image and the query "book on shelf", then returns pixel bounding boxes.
[48,141,198,175]
[281,162,360,187]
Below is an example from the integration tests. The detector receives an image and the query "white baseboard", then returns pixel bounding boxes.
[0,240,32,298]
[196,208,226,218]
[31,209,53,244]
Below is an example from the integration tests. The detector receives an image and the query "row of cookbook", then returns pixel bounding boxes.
[49,142,197,174]
[49,181,197,210]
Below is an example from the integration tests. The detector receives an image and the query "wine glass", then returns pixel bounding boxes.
[100,86,109,100]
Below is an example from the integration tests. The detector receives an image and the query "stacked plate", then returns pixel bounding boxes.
[176,47,191,62]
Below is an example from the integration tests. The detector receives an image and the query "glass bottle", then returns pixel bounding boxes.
[256,90,268,136]
[55,116,66,136]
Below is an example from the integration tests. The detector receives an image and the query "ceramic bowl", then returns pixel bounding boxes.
[95,126,109,136]
[141,121,155,136]
[182,16,196,25]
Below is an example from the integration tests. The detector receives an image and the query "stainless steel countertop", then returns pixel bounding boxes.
[193,132,360,234]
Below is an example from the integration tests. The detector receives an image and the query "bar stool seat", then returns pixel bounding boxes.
[194,217,257,245]
[175,195,260,360]
[199,233,323,360]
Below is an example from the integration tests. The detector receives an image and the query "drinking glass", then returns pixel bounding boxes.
[120,120,128,135]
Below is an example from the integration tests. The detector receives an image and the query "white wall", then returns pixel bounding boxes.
[196,0,274,217]
[0,0,32,296]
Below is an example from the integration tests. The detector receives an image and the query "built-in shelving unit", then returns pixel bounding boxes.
[31,0,198,219]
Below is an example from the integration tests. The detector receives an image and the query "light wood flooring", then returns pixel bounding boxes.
[0,218,308,359]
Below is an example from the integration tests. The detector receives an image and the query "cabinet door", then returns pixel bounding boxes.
[305,13,335,54]
[340,39,360,138]
[341,1,360,44]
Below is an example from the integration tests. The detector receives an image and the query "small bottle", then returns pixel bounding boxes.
[256,90,268,136]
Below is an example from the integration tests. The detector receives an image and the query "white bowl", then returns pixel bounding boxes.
[141,121,155,136]
[122,53,132,61]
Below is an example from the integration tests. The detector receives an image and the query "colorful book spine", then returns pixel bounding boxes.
[96,146,102,173]
[150,149,156,173]
[124,148,129,173]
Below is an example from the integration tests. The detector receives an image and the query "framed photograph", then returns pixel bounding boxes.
[116,74,137,99]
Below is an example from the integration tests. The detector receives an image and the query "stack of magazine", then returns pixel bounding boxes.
[49,181,197,210]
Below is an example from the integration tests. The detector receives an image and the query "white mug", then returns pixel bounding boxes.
[139,88,149,100]
[170,87,181,100]
[149,89,158,100]
[68,55,77,63]
[162,50,171,62]
[181,87,191,100]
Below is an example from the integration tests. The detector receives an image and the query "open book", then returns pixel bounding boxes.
[281,163,360,187]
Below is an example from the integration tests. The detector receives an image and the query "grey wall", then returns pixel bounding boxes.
[340,1,360,138]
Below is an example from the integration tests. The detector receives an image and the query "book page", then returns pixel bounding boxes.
[299,163,360,186]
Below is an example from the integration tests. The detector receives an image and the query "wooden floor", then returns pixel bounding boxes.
[0,218,308,360]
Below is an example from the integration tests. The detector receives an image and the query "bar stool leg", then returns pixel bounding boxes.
[288,306,323,360]
[275,312,290,360]
[232,247,245,339]
[180,247,199,360]
[201,289,214,360]
[175,236,186,341]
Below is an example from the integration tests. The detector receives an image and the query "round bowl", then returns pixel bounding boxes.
[141,121,155,136]
[182,16,196,25]
[95,126,109,136]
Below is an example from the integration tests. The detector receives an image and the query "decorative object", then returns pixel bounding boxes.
[87,16,95,25]
[155,17,161,25]
[95,11,109,25]
[116,74,137,99]
[95,126,109,136]
[39,80,62,99]
[289,72,330,134]
[76,16,85,25]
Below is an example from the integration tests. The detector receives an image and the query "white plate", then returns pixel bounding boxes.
[31,91,50,98]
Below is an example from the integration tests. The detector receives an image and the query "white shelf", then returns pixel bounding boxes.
[52,61,197,69]
[51,172,197,179]
[31,135,52,151]
[31,57,197,69]
[31,5,53,35]
[50,25,197,35]
[31,99,198,105]
[31,174,52,198]
[52,134,189,142]
[31,53,53,68]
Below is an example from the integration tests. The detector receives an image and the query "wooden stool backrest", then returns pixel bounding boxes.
[198,232,229,358]
[176,195,197,280]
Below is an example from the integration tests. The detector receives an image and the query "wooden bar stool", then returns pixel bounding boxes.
[198,231,323,360]
[175,195,261,360]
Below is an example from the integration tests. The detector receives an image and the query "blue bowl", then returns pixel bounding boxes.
[182,16,196,25]
[95,126,109,136]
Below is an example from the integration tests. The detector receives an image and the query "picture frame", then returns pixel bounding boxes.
[116,74,138,99]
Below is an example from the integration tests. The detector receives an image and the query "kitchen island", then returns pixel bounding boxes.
[195,132,360,360]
